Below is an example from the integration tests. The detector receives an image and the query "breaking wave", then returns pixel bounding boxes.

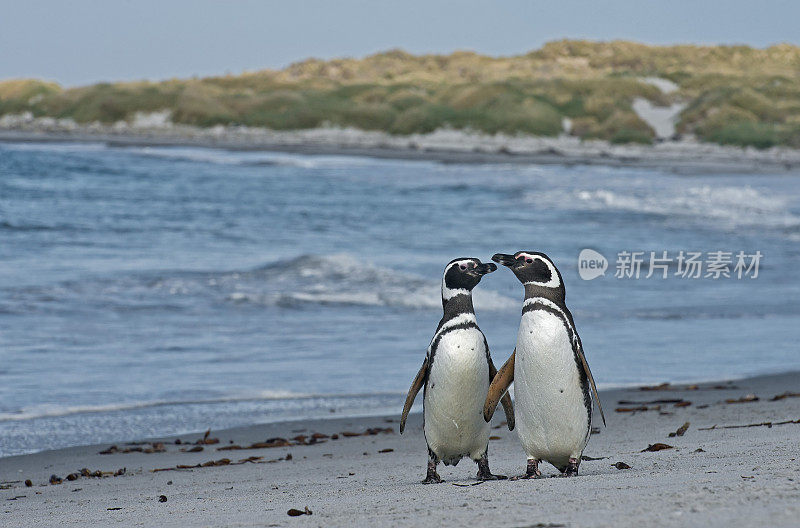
[6,254,516,313]
[0,141,108,154]
[126,146,380,169]
[167,253,514,310]
[0,398,268,423]
[527,184,800,233]
[0,141,382,169]
[0,389,370,423]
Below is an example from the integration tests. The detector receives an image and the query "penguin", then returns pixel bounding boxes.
[483,251,605,478]
[400,257,515,484]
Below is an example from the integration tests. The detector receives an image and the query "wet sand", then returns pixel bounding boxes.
[2,372,799,527]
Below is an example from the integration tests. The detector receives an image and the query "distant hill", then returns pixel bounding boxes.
[2,40,800,148]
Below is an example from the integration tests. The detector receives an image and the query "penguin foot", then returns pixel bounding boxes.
[561,458,579,477]
[476,470,507,481]
[422,473,444,484]
[510,458,542,480]
[475,453,507,481]
[509,473,543,480]
[423,458,443,484]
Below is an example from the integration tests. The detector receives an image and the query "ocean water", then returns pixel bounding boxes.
[1,141,799,457]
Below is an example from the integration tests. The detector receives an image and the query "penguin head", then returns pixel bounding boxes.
[441,257,497,301]
[492,251,564,296]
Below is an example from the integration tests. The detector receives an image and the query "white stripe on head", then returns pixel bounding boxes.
[517,252,561,288]
[441,259,477,300]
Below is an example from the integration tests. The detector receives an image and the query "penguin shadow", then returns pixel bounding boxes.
[469,455,616,484]
[506,459,614,481]
[410,462,611,486]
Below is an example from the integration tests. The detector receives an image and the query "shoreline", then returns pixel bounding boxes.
[3,124,800,174]
[0,368,789,461]
[2,371,798,526]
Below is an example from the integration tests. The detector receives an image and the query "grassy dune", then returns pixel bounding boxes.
[2,40,800,148]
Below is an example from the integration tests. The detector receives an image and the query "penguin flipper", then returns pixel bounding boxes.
[488,357,515,431]
[574,338,606,427]
[563,306,606,427]
[400,358,428,434]
[483,350,515,423]
[499,389,515,431]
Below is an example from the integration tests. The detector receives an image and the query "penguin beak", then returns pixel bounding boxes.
[472,262,497,276]
[492,253,518,268]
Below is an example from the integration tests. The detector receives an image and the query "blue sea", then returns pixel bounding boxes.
[1,141,799,457]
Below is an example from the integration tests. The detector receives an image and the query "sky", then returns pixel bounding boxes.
[1,0,799,86]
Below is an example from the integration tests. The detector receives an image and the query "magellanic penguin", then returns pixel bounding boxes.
[400,257,515,484]
[484,251,605,478]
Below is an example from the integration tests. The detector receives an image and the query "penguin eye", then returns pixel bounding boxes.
[459,264,467,270]
[525,258,533,264]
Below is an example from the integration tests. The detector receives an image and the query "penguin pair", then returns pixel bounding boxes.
[400,252,605,483]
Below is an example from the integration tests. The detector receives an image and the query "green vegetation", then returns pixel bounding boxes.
[2,40,800,147]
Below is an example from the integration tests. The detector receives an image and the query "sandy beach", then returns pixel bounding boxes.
[5,7,800,527]
[1,372,798,527]
[3,116,800,174]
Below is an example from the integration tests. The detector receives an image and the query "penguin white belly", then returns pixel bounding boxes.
[424,328,490,465]
[514,310,589,468]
